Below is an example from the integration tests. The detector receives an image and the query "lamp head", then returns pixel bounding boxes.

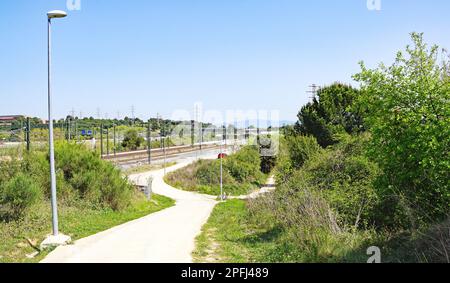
[47,10,67,19]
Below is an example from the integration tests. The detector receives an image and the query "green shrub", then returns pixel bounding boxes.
[295,83,365,148]
[195,160,236,186]
[166,146,267,196]
[271,133,380,229]
[353,33,450,225]
[54,142,133,210]
[0,173,42,220]
[275,135,322,183]
[299,134,380,228]
[225,146,265,184]
[121,129,145,150]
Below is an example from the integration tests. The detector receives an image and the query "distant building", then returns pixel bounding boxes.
[0,115,24,127]
[0,115,24,122]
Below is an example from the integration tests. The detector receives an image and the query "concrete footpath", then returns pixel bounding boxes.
[41,155,218,263]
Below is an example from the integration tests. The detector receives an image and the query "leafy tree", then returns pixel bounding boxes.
[353,33,450,223]
[295,83,364,147]
[121,129,145,150]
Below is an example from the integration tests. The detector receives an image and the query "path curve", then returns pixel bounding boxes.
[41,155,218,263]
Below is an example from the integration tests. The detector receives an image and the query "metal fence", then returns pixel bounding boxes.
[0,118,257,160]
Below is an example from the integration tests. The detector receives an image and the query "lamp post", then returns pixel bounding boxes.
[220,139,223,201]
[47,10,67,238]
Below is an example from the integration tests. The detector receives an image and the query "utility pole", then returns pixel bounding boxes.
[26,117,31,151]
[100,123,104,158]
[220,124,225,201]
[106,127,109,156]
[191,120,195,148]
[307,84,320,101]
[113,124,117,156]
[131,105,135,125]
[147,120,152,164]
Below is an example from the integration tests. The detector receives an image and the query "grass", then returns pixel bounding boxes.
[194,199,449,263]
[123,162,177,176]
[0,192,174,263]
[164,160,264,196]
[193,199,384,263]
[165,146,268,197]
[193,199,281,263]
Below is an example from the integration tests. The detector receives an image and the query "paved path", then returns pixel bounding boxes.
[42,154,219,263]
[41,150,275,263]
[231,176,276,200]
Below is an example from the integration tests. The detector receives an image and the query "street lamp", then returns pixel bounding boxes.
[42,10,71,247]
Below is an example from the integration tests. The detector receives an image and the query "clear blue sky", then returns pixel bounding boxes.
[1,0,449,122]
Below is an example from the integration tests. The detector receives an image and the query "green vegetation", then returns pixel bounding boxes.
[165,146,267,196]
[121,129,145,150]
[194,199,376,263]
[195,33,450,263]
[0,142,175,263]
[0,194,174,263]
[193,199,274,263]
[295,83,364,147]
[353,32,450,224]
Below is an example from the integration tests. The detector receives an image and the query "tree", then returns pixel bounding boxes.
[121,129,144,150]
[353,33,450,223]
[295,83,364,147]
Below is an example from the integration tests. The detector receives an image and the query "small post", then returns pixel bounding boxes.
[145,176,153,200]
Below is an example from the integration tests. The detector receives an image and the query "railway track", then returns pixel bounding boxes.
[102,144,223,166]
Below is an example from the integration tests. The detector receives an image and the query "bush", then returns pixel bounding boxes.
[225,146,265,184]
[55,142,133,210]
[122,129,145,150]
[166,146,267,196]
[0,174,41,220]
[275,135,322,183]
[195,160,236,187]
[295,83,365,148]
[353,33,450,225]
[298,134,380,228]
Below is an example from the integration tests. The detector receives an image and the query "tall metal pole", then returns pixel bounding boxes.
[48,18,59,236]
[147,120,152,164]
[106,127,109,156]
[100,123,104,157]
[113,124,117,156]
[163,137,167,176]
[220,137,223,201]
[26,117,31,152]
